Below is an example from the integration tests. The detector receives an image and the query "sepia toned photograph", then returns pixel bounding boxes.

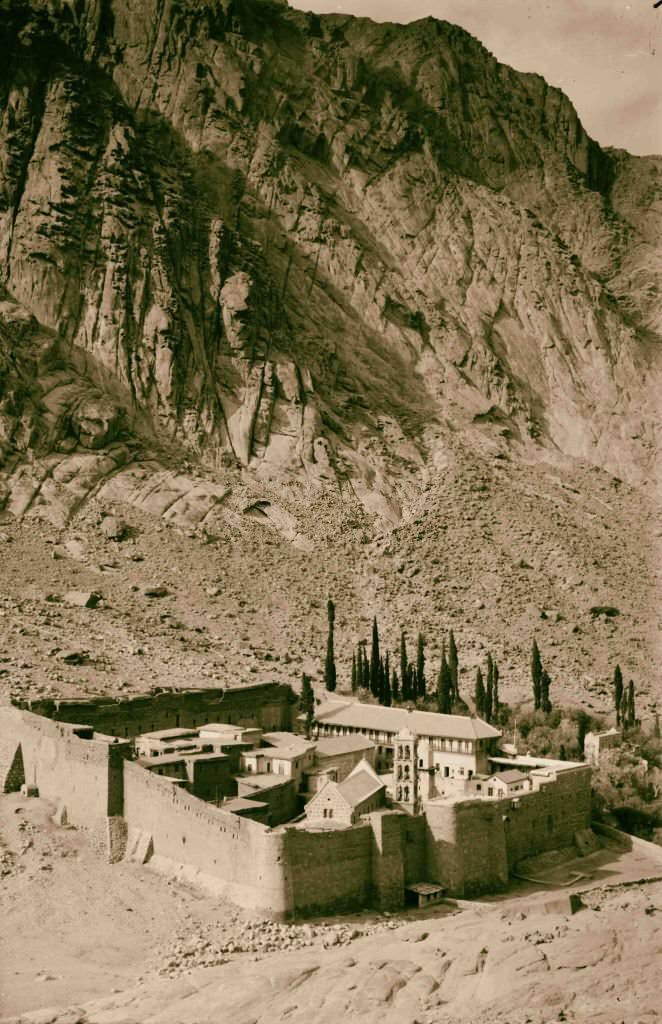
[0,0,660,1021]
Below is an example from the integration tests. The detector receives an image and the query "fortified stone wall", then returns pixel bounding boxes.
[423,765,591,896]
[18,683,295,738]
[367,811,406,909]
[401,814,427,885]
[283,823,374,915]
[123,760,290,916]
[502,765,592,868]
[0,707,131,827]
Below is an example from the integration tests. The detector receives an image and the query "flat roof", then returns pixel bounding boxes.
[138,728,199,740]
[238,773,294,790]
[139,754,187,767]
[262,731,310,749]
[406,882,446,895]
[185,752,229,763]
[223,797,268,811]
[315,701,501,741]
[490,769,528,784]
[263,745,314,760]
[315,736,375,756]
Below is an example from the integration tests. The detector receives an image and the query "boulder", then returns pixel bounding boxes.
[63,591,102,608]
[100,515,128,541]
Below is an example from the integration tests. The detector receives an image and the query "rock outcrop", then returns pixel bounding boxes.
[0,0,659,526]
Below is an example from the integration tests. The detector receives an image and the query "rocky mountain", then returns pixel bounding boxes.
[0,0,659,707]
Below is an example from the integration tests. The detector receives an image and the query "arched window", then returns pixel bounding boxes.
[396,786,402,800]
[405,745,411,759]
[403,786,410,801]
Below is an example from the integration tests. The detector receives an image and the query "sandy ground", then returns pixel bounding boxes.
[1,793,662,1024]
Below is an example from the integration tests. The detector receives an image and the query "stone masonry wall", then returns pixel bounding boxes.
[0,707,130,829]
[283,824,374,915]
[424,799,509,896]
[423,765,592,896]
[19,683,295,738]
[122,760,290,916]
[501,765,592,868]
[367,811,406,910]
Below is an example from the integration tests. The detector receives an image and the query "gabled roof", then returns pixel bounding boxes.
[337,759,384,808]
[315,701,501,741]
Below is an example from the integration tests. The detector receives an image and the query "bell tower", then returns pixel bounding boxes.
[394,727,418,811]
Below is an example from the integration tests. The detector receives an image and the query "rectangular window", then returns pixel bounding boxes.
[488,787,493,796]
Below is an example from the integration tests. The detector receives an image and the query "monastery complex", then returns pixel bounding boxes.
[0,682,593,918]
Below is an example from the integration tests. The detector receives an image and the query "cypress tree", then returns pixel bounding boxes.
[492,662,500,721]
[627,680,636,727]
[416,633,426,699]
[559,743,567,761]
[475,667,486,718]
[382,659,392,707]
[577,711,590,757]
[621,691,629,729]
[406,664,416,704]
[351,653,357,694]
[485,670,493,724]
[531,639,542,710]
[541,670,552,714]
[324,599,337,692]
[614,665,624,724]
[653,712,660,740]
[299,673,315,737]
[399,631,408,695]
[448,629,459,697]
[437,658,452,714]
[370,617,381,698]
[392,668,400,704]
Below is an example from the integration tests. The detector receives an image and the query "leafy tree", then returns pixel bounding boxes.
[324,599,337,692]
[474,667,486,718]
[370,617,380,698]
[531,639,543,710]
[416,633,426,698]
[299,674,315,737]
[654,713,660,740]
[448,629,459,697]
[614,665,624,724]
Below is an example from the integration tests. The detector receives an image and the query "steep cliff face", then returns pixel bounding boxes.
[0,0,659,529]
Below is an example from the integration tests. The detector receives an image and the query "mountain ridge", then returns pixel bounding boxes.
[0,0,659,709]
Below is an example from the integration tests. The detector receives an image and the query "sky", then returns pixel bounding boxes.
[290,0,661,156]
